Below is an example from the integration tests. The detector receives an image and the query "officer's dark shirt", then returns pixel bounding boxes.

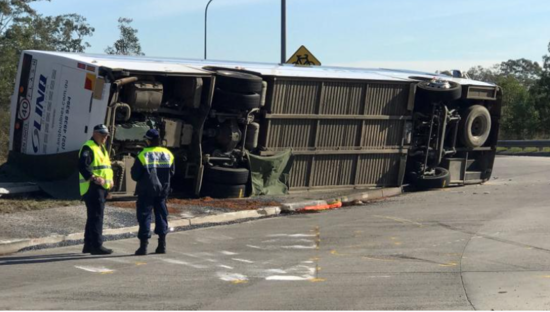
[131,146,175,198]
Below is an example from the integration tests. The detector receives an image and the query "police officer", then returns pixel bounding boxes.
[78,124,114,255]
[131,129,175,255]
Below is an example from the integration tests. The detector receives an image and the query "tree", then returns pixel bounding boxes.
[499,58,541,89]
[497,76,538,139]
[531,42,550,134]
[105,18,144,56]
[466,65,500,83]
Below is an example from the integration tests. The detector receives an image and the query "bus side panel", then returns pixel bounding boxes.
[53,59,110,154]
[13,52,108,155]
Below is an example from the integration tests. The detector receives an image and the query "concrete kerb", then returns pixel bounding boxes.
[280,187,403,212]
[0,188,400,255]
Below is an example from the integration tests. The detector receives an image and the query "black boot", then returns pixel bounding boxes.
[155,235,166,254]
[90,245,113,255]
[82,244,91,254]
[135,239,148,256]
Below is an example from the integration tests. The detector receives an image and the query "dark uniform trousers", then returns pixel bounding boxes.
[83,184,107,248]
[137,196,169,240]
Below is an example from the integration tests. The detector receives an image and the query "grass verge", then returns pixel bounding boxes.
[0,194,80,214]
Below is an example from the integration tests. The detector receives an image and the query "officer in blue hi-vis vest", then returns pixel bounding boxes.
[131,129,175,256]
[78,124,114,255]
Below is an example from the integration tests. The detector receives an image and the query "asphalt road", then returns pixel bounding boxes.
[2,156,550,310]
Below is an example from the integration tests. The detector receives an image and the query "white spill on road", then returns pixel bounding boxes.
[232,258,254,264]
[74,266,115,274]
[220,251,238,255]
[217,272,248,282]
[162,258,208,269]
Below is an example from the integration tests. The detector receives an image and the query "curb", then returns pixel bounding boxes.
[281,187,402,212]
[0,188,400,256]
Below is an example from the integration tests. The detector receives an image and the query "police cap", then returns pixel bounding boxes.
[93,124,109,135]
[144,129,160,140]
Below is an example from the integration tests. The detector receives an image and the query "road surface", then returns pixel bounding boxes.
[1,156,550,310]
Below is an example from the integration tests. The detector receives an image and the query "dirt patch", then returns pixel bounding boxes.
[110,197,281,211]
[0,196,81,213]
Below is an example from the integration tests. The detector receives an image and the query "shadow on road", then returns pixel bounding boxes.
[0,253,136,266]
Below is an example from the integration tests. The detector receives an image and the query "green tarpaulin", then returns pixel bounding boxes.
[247,149,294,196]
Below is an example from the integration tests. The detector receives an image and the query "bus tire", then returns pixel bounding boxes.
[417,80,462,102]
[216,70,263,93]
[204,166,249,185]
[201,182,247,198]
[213,88,261,110]
[460,105,492,148]
[415,167,450,189]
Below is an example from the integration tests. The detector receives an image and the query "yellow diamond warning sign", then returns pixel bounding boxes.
[286,45,321,66]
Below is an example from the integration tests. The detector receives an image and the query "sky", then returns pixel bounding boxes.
[30,0,550,73]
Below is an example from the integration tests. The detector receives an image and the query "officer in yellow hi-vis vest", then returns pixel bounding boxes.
[131,129,175,256]
[78,124,114,255]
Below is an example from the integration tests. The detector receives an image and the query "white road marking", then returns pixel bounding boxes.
[264,264,315,281]
[246,245,264,249]
[266,275,311,281]
[281,245,317,249]
[75,266,114,273]
[179,252,217,263]
[262,238,314,243]
[267,234,316,237]
[220,251,238,255]
[217,272,248,282]
[232,258,254,263]
[103,258,133,264]
[162,258,208,269]
[365,275,392,278]
[218,265,234,269]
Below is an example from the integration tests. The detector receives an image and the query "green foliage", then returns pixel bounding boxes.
[467,65,500,83]
[105,17,144,56]
[499,58,541,89]
[497,76,538,138]
[0,109,9,164]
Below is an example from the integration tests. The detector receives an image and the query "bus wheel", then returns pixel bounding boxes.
[213,88,261,110]
[417,79,462,102]
[415,167,450,189]
[204,166,250,185]
[459,105,491,148]
[216,70,263,93]
[201,182,247,198]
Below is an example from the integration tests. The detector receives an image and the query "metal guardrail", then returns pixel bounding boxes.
[498,140,550,150]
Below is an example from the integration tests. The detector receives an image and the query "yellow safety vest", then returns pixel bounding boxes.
[79,140,114,196]
[137,146,174,169]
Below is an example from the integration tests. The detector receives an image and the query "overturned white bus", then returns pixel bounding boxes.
[8,51,501,198]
